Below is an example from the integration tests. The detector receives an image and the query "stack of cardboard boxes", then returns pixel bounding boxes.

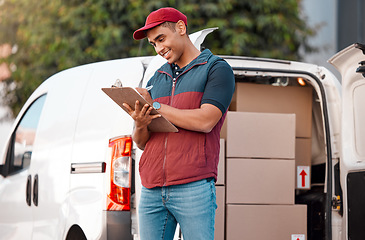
[215,82,312,240]
[230,83,313,190]
[214,138,226,239]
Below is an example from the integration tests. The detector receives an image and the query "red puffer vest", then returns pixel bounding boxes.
[139,49,226,188]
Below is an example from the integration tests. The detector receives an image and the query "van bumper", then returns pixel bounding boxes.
[106,211,133,240]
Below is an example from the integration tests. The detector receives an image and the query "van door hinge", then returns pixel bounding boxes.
[332,195,342,211]
[356,61,365,78]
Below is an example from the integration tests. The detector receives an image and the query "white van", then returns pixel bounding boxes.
[0,28,363,240]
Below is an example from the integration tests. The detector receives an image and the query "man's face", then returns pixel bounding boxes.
[147,23,185,66]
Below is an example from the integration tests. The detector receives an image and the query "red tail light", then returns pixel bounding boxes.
[107,136,132,211]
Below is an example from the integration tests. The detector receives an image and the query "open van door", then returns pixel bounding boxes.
[329,43,365,240]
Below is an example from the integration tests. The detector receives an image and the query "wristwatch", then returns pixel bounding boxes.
[153,101,161,110]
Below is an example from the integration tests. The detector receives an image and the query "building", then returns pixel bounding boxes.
[301,0,365,80]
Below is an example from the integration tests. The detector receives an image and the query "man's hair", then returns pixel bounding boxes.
[160,21,177,32]
[160,21,188,35]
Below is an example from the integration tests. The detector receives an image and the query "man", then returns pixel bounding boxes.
[124,7,235,240]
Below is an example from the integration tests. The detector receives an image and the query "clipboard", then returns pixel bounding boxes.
[102,87,178,133]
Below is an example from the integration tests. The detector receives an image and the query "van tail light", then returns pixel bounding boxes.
[107,136,132,211]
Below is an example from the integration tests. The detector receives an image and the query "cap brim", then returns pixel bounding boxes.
[133,21,165,40]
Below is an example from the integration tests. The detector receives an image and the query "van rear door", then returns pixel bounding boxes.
[329,43,365,240]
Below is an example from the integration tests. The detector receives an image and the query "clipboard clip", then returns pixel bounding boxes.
[111,79,122,88]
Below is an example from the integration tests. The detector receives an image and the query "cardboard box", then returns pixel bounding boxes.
[216,139,225,185]
[215,186,225,240]
[231,83,312,138]
[226,158,295,204]
[221,111,296,159]
[296,138,312,166]
[226,204,307,240]
[295,138,312,189]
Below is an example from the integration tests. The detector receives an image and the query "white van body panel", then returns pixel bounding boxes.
[26,64,94,239]
[66,58,145,240]
[0,65,90,239]
[0,171,33,239]
[329,44,365,167]
[329,43,365,240]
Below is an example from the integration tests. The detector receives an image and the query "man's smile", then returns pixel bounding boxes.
[161,50,171,58]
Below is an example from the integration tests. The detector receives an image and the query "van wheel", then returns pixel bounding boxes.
[66,225,87,240]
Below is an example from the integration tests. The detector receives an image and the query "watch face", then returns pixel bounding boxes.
[153,101,161,110]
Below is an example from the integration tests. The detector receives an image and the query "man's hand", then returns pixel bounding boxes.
[123,100,161,129]
[122,100,160,150]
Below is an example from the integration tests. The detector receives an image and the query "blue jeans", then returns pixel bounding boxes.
[138,178,217,240]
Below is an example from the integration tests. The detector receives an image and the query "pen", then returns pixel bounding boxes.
[145,85,153,91]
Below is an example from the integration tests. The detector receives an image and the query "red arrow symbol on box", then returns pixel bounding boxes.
[300,170,307,187]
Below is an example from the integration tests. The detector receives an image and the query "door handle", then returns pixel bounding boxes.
[33,174,38,206]
[26,175,32,206]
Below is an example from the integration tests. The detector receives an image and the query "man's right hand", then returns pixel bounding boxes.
[122,100,161,150]
[123,100,161,128]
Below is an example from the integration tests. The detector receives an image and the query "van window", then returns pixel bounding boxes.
[7,94,46,175]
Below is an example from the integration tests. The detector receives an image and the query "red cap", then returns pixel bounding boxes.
[133,7,187,40]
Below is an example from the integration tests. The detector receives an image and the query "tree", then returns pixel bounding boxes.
[0,0,315,116]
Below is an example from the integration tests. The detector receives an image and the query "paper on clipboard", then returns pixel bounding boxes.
[102,87,178,133]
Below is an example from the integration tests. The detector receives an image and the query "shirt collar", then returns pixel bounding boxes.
[159,49,213,74]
